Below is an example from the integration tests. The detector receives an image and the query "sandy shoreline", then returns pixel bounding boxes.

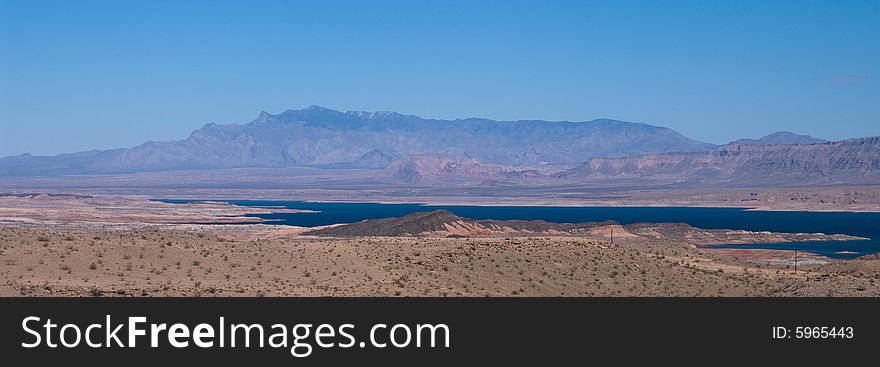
[5,184,880,212]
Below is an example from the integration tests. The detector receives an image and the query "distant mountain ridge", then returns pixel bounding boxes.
[560,136,880,186]
[0,106,715,176]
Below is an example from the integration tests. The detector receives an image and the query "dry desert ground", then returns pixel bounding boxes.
[1,194,878,297]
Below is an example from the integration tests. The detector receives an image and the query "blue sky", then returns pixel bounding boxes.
[1,0,878,156]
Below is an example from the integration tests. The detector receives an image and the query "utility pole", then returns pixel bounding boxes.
[793,249,798,274]
[610,226,613,244]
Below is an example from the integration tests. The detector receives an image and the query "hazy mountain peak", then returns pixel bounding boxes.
[591,117,645,125]
[268,105,353,124]
[261,106,404,122]
[344,110,404,120]
[734,131,828,145]
[307,104,334,111]
[253,110,275,123]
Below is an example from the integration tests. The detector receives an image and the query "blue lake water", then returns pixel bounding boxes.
[160,200,880,259]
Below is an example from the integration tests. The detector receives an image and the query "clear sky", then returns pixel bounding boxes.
[1,0,878,156]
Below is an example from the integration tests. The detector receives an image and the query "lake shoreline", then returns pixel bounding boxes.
[2,194,877,260]
[4,194,880,297]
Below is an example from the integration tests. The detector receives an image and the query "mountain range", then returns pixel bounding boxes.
[0,106,712,176]
[1,106,876,189]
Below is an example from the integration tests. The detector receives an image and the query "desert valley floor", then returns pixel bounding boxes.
[1,194,878,297]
